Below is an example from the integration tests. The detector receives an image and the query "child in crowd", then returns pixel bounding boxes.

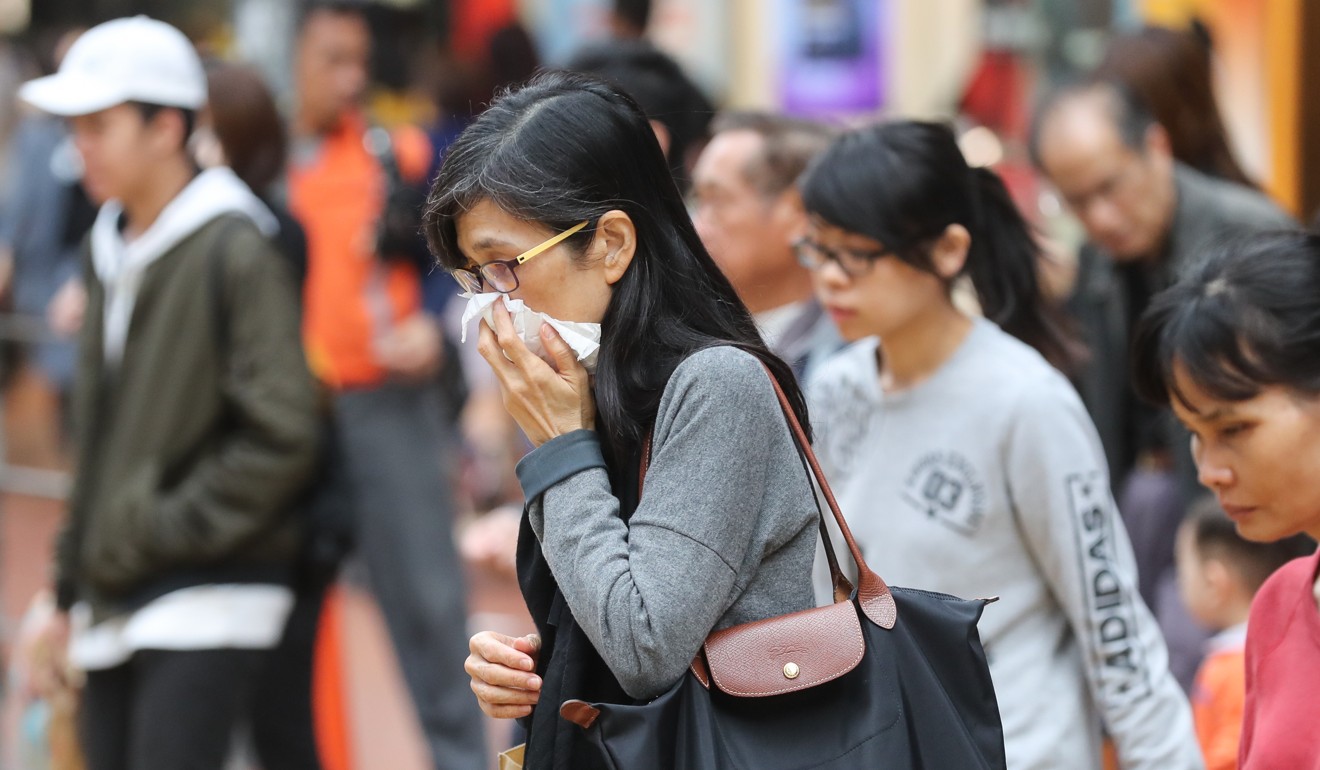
[1175,496,1314,770]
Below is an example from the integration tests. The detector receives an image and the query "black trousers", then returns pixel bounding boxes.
[249,578,327,770]
[81,648,266,770]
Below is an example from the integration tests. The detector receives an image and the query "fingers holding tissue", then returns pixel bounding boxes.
[460,292,601,372]
[471,295,597,447]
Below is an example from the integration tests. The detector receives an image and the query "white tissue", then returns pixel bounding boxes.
[459,292,602,373]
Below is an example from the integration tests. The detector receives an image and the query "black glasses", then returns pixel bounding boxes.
[793,236,891,279]
[451,220,590,294]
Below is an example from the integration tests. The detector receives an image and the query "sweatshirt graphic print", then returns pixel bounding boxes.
[808,321,1202,770]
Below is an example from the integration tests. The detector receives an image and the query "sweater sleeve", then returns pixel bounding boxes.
[516,347,788,699]
[1004,377,1204,770]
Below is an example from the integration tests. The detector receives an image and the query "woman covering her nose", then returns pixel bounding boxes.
[423,72,820,769]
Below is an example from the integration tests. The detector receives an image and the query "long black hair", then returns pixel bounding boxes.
[423,71,808,477]
[1132,231,1320,411]
[800,120,1081,373]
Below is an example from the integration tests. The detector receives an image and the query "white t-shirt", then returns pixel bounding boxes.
[808,320,1202,770]
[69,584,293,670]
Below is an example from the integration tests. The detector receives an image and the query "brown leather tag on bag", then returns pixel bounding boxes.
[701,600,865,698]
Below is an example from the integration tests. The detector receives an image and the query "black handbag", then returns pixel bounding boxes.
[558,366,1008,769]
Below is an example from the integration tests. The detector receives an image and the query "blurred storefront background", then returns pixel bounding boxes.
[0,1,1316,767]
[6,0,1317,215]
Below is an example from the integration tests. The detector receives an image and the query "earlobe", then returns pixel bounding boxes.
[148,109,186,159]
[597,210,637,285]
[934,224,972,280]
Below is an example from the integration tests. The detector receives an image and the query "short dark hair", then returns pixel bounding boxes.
[709,111,836,197]
[1184,495,1315,593]
[296,0,368,34]
[1028,78,1158,168]
[613,0,652,34]
[129,102,197,151]
[566,41,713,189]
[1132,231,1320,413]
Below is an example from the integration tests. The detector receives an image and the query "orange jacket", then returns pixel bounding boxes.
[289,112,431,389]
[1192,628,1247,770]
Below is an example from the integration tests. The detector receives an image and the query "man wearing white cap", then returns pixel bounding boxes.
[21,17,320,769]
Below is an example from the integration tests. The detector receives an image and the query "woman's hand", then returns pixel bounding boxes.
[477,301,595,446]
[466,631,542,719]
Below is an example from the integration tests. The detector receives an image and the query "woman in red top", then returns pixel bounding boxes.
[1134,230,1320,770]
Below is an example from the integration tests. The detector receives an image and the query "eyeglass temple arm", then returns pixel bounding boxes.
[515,220,590,264]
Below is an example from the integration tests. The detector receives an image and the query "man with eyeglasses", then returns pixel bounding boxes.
[1031,77,1293,691]
[1032,78,1292,501]
[692,111,841,381]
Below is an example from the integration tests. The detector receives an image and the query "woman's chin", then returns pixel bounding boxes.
[1234,512,1294,545]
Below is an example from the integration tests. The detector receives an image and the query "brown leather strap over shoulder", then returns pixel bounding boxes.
[764,368,897,630]
[639,359,897,633]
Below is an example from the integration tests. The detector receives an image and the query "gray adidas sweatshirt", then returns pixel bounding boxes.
[808,320,1203,770]
[515,346,819,699]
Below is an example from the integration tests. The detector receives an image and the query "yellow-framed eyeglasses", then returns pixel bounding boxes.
[451,220,590,294]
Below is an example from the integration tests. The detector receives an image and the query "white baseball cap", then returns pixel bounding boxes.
[19,16,206,117]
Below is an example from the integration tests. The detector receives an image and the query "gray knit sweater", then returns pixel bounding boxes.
[515,346,819,699]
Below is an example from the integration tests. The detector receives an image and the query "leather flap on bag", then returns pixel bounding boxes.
[702,600,864,698]
[560,699,601,728]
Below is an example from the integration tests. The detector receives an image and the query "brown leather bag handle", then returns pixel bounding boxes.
[639,362,896,630]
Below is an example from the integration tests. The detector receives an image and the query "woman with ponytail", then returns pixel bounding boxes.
[800,122,1201,770]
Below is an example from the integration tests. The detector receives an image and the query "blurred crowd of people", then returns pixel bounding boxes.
[0,2,1313,769]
